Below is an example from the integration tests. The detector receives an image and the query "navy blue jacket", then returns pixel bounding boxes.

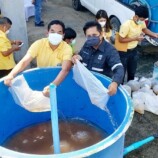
[79,39,124,85]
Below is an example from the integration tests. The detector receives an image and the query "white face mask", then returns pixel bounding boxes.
[99,21,106,28]
[136,20,144,25]
[48,33,63,45]
[71,39,76,45]
[5,29,10,34]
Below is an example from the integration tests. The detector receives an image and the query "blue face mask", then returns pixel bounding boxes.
[86,36,100,47]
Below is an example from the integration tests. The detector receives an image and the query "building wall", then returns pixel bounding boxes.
[0,0,29,63]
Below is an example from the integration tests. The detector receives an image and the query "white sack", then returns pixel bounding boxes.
[122,85,132,96]
[73,60,109,110]
[126,80,140,92]
[9,75,50,112]
[132,91,145,114]
[133,91,158,115]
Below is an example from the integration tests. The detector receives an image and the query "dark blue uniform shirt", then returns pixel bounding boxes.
[79,39,124,85]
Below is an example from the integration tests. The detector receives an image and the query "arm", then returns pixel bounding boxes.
[4,53,33,86]
[142,28,158,38]
[1,45,20,57]
[42,60,72,96]
[107,48,124,95]
[119,35,144,43]
[52,60,72,86]
[108,64,124,96]
[118,21,144,43]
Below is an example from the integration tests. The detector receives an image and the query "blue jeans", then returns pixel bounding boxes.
[34,0,42,24]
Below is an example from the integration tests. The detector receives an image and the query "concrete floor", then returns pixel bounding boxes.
[26,1,158,157]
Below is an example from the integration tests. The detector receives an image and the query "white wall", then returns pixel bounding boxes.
[0,0,29,63]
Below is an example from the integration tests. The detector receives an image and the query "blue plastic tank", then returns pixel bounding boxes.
[146,0,158,32]
[128,0,158,32]
[0,68,133,158]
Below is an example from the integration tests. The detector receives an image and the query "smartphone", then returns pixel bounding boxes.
[18,43,24,47]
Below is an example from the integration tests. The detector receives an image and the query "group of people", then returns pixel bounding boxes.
[1,5,158,97]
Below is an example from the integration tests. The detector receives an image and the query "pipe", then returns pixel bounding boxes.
[123,136,155,156]
[50,83,60,154]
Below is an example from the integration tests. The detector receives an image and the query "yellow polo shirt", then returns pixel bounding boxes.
[28,38,73,67]
[102,28,112,40]
[0,30,16,70]
[119,20,146,49]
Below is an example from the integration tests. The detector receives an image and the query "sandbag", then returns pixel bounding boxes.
[133,91,158,115]
[153,84,158,95]
[122,85,132,96]
[9,75,50,112]
[126,80,140,92]
[139,77,152,89]
[132,91,145,114]
[73,60,109,110]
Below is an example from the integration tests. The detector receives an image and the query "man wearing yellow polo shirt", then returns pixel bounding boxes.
[0,17,21,78]
[4,20,73,97]
[118,6,158,82]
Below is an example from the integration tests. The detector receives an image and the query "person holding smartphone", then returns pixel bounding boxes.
[0,17,22,78]
[118,6,158,83]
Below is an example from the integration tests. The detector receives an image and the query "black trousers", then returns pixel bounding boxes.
[0,69,12,78]
[119,48,138,82]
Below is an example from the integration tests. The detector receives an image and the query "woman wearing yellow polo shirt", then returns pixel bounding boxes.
[96,10,112,42]
[118,6,158,82]
[0,17,21,78]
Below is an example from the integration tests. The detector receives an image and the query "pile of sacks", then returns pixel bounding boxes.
[122,77,158,115]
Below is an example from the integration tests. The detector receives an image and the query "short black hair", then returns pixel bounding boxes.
[0,17,12,25]
[47,20,65,33]
[3,17,12,25]
[83,21,102,35]
[134,6,149,19]
[63,27,77,40]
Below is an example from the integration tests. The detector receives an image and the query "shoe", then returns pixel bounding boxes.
[35,21,45,27]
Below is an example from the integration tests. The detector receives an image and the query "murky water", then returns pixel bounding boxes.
[3,119,108,155]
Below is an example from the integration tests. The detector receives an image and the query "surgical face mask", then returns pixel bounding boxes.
[48,33,63,45]
[5,29,10,34]
[136,20,144,25]
[86,36,100,47]
[71,39,76,45]
[99,21,106,27]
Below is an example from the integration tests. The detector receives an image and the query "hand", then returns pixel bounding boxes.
[4,75,14,86]
[12,45,21,52]
[154,34,158,38]
[108,82,118,96]
[42,85,50,97]
[71,55,82,64]
[32,0,35,4]
[135,35,144,42]
[14,40,22,45]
